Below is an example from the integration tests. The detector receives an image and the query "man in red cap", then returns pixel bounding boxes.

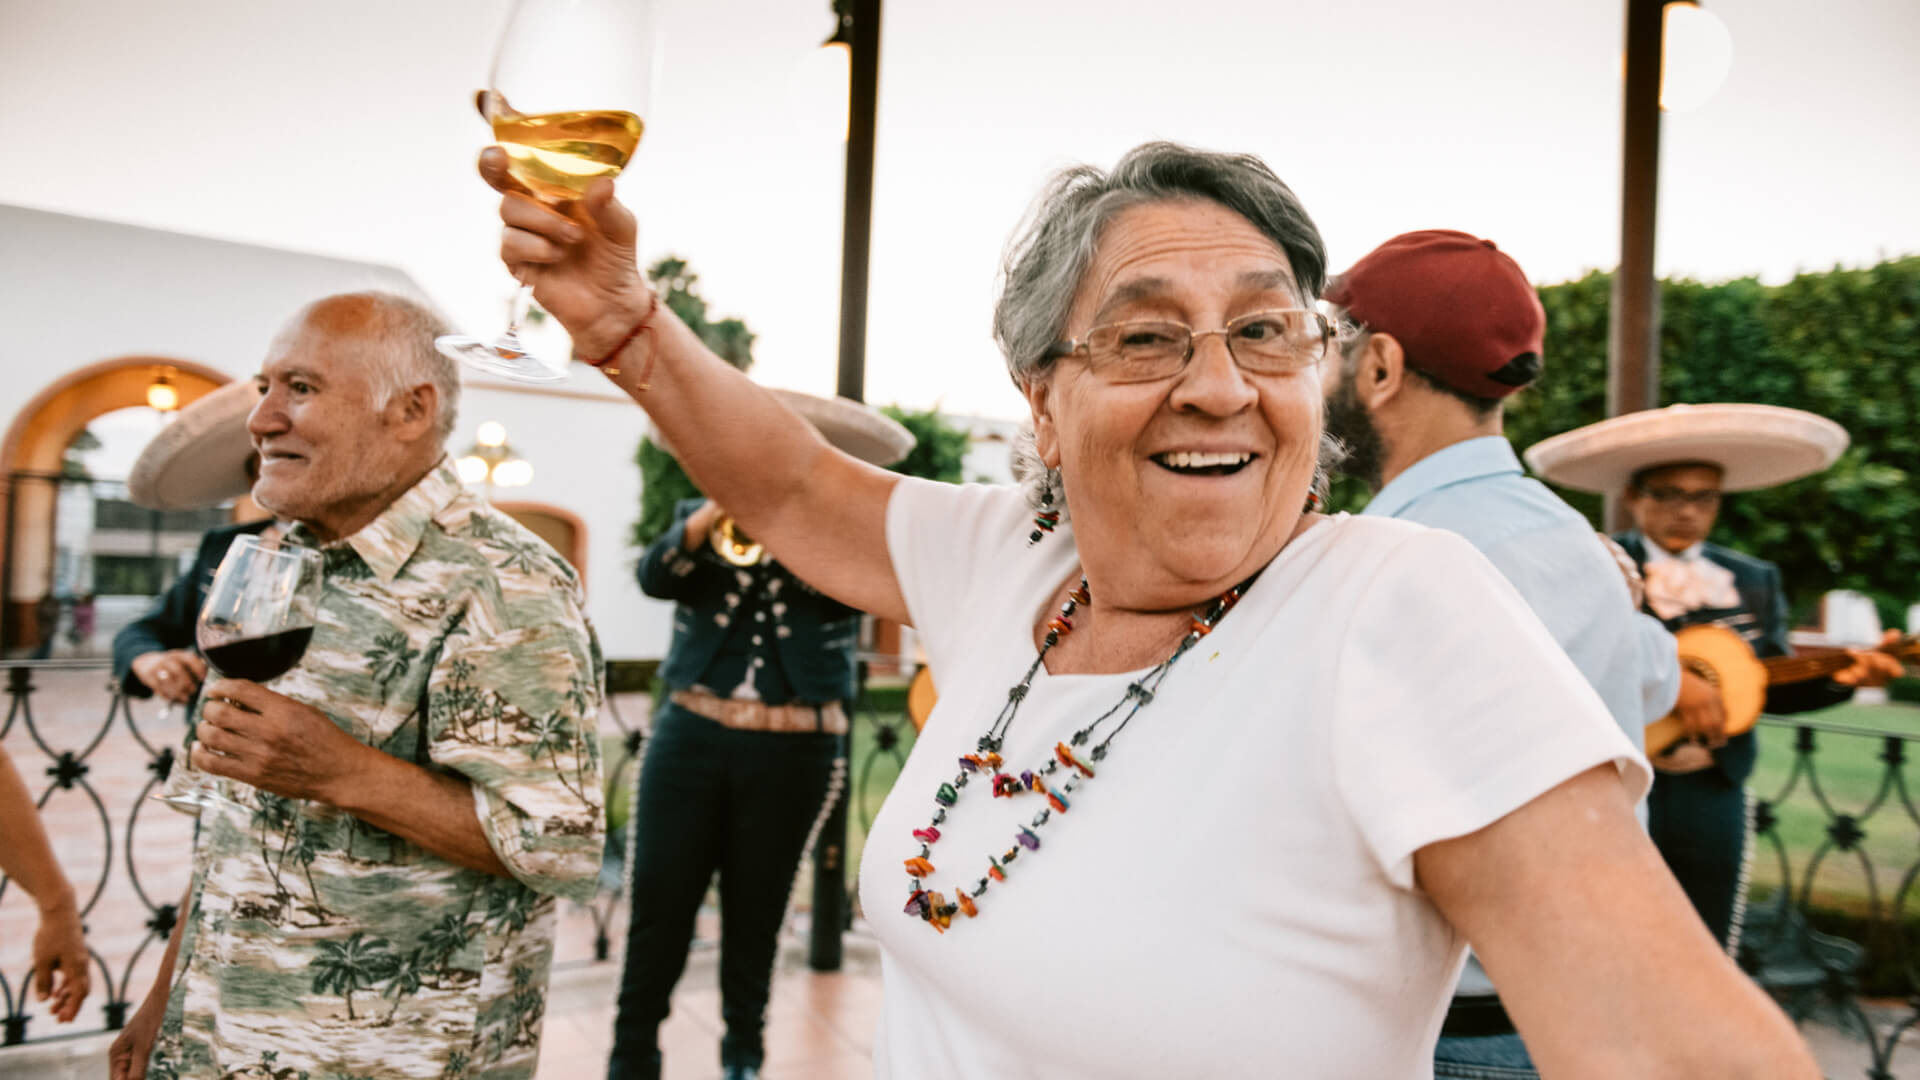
[1323,230,1704,1078]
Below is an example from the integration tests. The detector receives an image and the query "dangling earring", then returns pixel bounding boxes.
[1029,474,1061,546]
[1304,490,1323,513]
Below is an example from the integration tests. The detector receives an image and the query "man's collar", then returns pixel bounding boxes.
[290,457,464,584]
[1362,436,1523,518]
[1642,537,1706,563]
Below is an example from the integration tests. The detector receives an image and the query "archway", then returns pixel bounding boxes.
[1,358,230,652]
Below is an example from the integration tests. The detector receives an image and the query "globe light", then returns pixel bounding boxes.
[476,420,509,448]
[491,458,534,487]
[146,371,179,412]
[1661,2,1733,112]
[455,455,491,485]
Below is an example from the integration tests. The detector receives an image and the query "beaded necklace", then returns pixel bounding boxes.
[902,573,1253,932]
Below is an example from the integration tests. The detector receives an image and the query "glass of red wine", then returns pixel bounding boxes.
[159,534,324,813]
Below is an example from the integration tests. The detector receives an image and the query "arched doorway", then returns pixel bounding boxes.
[1,359,230,653]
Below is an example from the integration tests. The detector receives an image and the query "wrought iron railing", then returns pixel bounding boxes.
[0,658,648,1050]
[1744,712,1920,1079]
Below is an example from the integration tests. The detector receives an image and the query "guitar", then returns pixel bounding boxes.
[1644,624,1920,756]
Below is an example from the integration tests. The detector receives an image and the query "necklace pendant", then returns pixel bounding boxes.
[1055,742,1096,778]
[1047,790,1069,813]
[1016,826,1041,851]
[935,783,958,807]
[903,856,935,878]
[912,826,941,844]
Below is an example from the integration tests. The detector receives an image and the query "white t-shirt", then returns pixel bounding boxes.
[864,480,1650,1079]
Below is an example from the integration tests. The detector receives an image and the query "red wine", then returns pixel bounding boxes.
[201,627,314,682]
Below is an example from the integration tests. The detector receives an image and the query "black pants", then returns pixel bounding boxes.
[1647,767,1750,949]
[607,703,840,1077]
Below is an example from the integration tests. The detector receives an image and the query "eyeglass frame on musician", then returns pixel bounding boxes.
[1041,307,1335,384]
[1641,485,1723,509]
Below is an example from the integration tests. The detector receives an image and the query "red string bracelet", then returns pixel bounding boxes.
[580,290,660,386]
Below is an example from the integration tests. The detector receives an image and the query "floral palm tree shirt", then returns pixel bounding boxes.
[151,459,605,1080]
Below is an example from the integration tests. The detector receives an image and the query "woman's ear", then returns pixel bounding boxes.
[1021,376,1062,468]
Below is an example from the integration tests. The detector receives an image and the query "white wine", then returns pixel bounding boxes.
[493,108,644,203]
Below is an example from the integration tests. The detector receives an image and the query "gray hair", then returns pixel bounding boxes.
[301,291,460,444]
[996,142,1337,516]
[992,141,1328,386]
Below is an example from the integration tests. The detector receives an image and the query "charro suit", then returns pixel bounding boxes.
[610,499,853,1079]
[1614,530,1853,947]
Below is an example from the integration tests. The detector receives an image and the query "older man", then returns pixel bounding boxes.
[1322,230,1684,1079]
[109,292,604,1080]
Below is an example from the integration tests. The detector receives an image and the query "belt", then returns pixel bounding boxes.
[669,690,848,735]
[1440,994,1517,1039]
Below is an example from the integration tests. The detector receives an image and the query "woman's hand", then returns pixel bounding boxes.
[477,149,652,359]
[108,986,167,1080]
[31,892,89,1022]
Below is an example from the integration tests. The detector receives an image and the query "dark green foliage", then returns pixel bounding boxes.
[879,406,970,484]
[1501,257,1920,627]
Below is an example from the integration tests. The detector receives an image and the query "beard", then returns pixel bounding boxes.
[1323,375,1387,492]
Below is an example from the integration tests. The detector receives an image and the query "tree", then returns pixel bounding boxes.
[880,406,970,484]
[1501,257,1920,627]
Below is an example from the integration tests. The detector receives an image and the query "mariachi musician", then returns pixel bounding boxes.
[1527,402,1905,950]
[609,391,913,1080]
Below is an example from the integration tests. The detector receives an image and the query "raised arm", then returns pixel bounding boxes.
[480,153,909,625]
[1417,765,1817,1078]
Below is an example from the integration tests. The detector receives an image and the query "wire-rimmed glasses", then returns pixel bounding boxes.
[1045,308,1334,384]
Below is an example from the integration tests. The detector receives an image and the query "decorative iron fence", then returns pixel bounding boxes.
[1744,713,1920,1079]
[0,659,647,1050]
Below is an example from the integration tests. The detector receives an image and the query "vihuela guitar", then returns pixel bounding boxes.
[1645,624,1920,756]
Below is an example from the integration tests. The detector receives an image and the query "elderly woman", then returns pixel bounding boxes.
[482,143,1812,1078]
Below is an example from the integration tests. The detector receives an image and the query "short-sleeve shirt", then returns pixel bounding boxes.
[862,480,1649,1079]
[151,459,605,1080]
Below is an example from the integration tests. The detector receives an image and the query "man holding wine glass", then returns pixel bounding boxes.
[111,292,606,1080]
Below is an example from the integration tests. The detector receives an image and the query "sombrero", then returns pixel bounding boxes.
[648,389,915,467]
[1523,403,1848,494]
[126,379,261,510]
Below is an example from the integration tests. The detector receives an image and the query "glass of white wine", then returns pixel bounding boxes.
[437,0,660,383]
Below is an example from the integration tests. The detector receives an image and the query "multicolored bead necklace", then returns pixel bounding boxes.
[902,573,1253,932]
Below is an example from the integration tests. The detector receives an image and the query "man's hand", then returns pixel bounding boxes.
[130,650,208,705]
[1672,668,1728,747]
[31,893,88,1023]
[478,149,651,359]
[108,989,166,1080]
[682,500,721,553]
[1834,629,1908,688]
[191,680,366,805]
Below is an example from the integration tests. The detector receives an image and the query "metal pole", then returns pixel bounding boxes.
[834,0,881,404]
[1605,0,1668,530]
[808,660,863,971]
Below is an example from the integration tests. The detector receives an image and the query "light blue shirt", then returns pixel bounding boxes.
[1365,437,1678,999]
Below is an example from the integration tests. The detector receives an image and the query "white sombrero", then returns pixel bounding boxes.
[1523,403,1848,494]
[126,379,261,510]
[648,388,916,467]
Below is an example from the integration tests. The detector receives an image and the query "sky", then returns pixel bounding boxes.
[3,0,1916,421]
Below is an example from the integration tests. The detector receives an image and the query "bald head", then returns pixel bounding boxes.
[283,292,460,443]
[249,291,462,541]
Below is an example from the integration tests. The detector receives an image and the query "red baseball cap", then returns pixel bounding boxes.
[1323,229,1545,400]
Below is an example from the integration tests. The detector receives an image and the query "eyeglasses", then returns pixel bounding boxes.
[1044,308,1334,384]
[1642,487,1722,509]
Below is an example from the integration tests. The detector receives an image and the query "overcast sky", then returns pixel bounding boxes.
[4,0,1916,419]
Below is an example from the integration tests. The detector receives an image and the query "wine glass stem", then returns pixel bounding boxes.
[503,280,537,340]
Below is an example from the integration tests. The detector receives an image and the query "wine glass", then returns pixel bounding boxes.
[436,0,661,383]
[158,535,325,813]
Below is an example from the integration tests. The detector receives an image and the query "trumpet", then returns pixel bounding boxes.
[709,514,764,567]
